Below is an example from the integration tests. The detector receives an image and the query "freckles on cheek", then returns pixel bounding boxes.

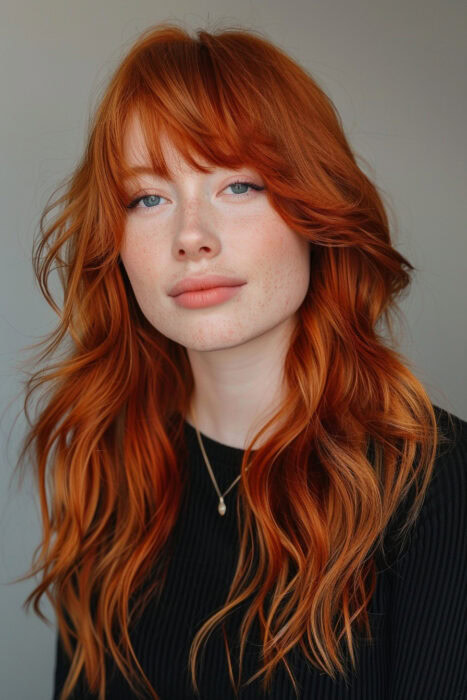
[124,244,154,284]
[268,237,290,272]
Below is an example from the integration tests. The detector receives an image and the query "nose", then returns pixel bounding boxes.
[172,196,219,259]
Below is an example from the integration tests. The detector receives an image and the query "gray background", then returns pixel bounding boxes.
[1,1,465,698]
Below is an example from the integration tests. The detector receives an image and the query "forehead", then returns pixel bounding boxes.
[122,113,212,179]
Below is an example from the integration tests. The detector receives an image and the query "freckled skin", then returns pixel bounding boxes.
[120,114,310,449]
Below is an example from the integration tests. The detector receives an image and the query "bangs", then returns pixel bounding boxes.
[103,35,287,204]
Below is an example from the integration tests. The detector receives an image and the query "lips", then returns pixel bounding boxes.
[168,275,246,297]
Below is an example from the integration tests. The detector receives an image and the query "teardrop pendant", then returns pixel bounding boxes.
[218,497,226,516]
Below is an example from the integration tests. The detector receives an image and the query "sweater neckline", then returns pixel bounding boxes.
[183,418,257,468]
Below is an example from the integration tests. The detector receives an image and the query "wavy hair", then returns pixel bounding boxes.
[11,20,456,700]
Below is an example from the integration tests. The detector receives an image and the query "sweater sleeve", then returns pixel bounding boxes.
[387,412,467,699]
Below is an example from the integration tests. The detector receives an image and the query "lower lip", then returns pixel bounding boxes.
[172,285,244,308]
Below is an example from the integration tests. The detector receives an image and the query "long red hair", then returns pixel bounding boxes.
[11,21,456,699]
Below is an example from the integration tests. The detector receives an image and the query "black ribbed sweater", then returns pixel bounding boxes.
[53,405,466,699]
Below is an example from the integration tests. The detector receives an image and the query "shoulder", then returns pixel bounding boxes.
[383,404,466,563]
[432,402,467,452]
[418,404,467,528]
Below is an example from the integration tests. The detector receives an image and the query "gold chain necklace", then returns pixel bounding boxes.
[190,404,249,516]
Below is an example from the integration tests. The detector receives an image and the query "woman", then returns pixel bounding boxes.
[13,22,466,700]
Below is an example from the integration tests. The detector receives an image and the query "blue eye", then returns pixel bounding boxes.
[126,193,165,210]
[226,181,264,196]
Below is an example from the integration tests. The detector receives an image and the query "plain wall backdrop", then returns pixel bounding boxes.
[1,1,465,698]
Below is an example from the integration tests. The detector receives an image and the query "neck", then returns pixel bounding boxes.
[185,317,295,450]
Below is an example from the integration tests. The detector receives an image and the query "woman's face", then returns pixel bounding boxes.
[119,114,310,353]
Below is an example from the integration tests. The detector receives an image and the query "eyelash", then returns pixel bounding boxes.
[126,180,264,211]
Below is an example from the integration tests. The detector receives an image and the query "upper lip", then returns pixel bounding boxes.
[168,275,246,297]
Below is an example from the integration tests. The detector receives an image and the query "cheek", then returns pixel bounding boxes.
[120,233,157,292]
[256,223,310,295]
